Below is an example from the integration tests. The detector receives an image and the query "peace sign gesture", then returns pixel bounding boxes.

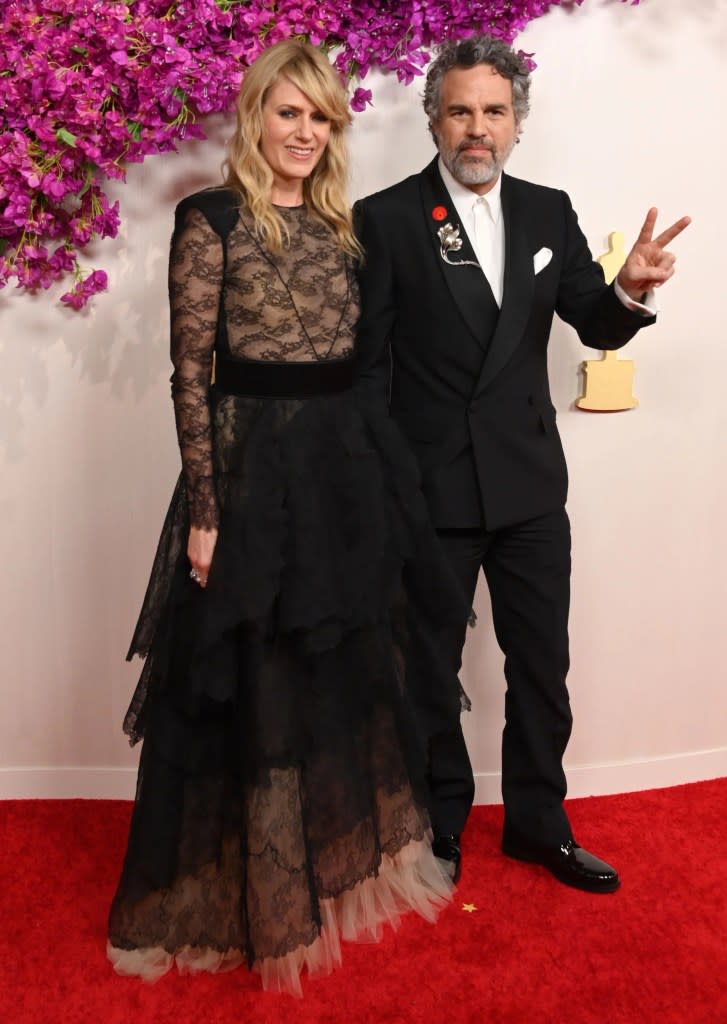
[617,208,691,301]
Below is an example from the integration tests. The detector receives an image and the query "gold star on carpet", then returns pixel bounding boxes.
[461,903,477,913]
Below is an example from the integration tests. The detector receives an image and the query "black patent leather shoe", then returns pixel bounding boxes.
[432,834,462,884]
[502,834,620,894]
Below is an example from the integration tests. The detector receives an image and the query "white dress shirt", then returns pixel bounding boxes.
[436,157,656,315]
[438,157,505,306]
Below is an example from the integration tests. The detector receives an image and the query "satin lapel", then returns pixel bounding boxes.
[474,174,534,395]
[419,160,497,352]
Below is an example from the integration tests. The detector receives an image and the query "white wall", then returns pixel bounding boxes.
[1,0,725,800]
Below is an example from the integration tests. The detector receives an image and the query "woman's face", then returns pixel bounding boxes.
[260,77,332,203]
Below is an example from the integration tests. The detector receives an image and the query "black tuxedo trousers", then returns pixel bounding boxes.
[431,510,573,845]
[355,161,652,846]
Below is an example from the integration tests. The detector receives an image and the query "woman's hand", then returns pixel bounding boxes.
[187,526,218,588]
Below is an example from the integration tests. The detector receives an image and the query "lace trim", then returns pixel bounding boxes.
[107,837,451,998]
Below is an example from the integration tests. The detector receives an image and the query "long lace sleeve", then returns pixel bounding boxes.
[169,206,223,530]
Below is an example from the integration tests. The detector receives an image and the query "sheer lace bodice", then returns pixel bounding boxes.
[169,199,358,530]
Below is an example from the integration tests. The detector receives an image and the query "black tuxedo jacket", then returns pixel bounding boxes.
[355,159,655,530]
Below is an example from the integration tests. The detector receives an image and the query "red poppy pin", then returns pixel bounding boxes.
[432,205,448,222]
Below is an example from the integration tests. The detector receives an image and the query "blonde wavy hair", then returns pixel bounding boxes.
[225,40,361,257]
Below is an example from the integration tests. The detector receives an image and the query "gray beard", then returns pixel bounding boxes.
[440,140,514,187]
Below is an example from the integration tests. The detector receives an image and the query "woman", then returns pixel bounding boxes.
[107,40,470,997]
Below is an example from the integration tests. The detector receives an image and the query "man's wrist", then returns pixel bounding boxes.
[613,276,658,316]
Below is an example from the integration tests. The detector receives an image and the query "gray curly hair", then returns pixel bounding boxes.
[423,35,531,133]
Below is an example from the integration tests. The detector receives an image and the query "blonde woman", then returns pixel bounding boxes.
[107,40,469,997]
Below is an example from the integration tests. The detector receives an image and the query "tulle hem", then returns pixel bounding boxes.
[107,838,452,998]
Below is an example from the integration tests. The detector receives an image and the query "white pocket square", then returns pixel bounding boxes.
[533,247,552,275]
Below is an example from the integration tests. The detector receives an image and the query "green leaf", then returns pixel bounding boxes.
[56,127,77,148]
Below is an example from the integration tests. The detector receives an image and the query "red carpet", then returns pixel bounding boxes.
[1,779,725,1023]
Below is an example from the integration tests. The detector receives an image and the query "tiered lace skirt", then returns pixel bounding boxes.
[107,387,469,996]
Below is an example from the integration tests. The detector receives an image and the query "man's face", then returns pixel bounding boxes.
[432,64,519,194]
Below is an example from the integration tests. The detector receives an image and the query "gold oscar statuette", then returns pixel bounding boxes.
[576,231,638,412]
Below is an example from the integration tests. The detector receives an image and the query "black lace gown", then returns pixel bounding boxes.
[107,189,470,997]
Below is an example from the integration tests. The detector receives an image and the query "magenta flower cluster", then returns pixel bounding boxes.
[0,0,637,308]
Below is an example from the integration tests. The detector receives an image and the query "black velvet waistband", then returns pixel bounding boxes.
[214,354,355,398]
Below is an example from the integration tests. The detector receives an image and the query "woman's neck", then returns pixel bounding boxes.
[271,183,305,207]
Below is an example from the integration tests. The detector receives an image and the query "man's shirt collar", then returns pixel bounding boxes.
[438,156,503,223]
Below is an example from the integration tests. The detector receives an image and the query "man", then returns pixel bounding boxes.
[355,35,689,892]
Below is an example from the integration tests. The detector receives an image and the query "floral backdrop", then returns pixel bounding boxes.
[0,0,638,308]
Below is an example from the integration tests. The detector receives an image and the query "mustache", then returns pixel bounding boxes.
[457,139,495,155]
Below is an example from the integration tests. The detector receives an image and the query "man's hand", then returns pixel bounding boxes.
[617,208,691,302]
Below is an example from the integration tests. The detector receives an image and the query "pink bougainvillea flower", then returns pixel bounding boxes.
[350,87,373,113]
[1,0,639,309]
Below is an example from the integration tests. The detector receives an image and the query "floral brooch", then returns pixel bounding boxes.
[437,222,480,269]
